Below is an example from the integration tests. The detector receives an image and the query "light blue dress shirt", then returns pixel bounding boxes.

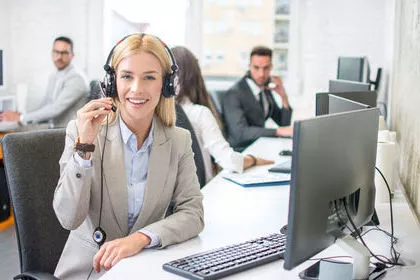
[74,117,161,247]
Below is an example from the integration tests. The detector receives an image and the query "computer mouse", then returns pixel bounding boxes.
[280,224,288,235]
[279,150,293,156]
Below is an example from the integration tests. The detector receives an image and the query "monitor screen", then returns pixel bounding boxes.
[328,94,370,115]
[316,91,377,116]
[337,56,370,83]
[329,79,371,93]
[284,108,379,277]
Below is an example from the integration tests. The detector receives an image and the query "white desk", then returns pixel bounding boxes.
[100,137,420,279]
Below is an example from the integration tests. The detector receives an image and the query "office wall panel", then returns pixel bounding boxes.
[390,0,420,218]
[2,0,104,112]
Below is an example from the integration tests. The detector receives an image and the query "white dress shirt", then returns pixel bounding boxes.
[181,99,244,182]
[74,117,160,247]
[246,77,269,117]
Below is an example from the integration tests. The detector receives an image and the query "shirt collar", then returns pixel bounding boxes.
[56,63,74,76]
[246,77,263,97]
[119,115,155,151]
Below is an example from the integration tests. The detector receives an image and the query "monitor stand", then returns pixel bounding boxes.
[299,235,383,280]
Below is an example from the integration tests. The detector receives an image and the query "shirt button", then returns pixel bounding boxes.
[76,173,82,178]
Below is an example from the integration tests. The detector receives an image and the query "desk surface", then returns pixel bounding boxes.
[100,137,420,280]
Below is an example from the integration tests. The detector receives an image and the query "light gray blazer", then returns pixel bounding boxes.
[53,116,204,280]
[22,64,89,127]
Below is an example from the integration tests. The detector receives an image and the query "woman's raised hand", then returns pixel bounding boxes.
[76,98,114,144]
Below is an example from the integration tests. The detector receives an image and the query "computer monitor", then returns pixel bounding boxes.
[328,94,370,115]
[316,91,377,116]
[284,108,379,279]
[337,56,370,83]
[329,79,371,93]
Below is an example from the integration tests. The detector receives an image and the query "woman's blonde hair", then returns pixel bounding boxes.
[105,34,175,126]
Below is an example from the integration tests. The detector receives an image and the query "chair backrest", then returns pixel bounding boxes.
[1,128,69,275]
[175,104,206,188]
[52,96,89,128]
[88,80,102,100]
[209,90,228,138]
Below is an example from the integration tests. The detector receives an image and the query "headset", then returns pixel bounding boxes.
[101,33,179,99]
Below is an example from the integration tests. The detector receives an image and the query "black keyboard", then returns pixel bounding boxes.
[268,160,292,173]
[163,233,286,280]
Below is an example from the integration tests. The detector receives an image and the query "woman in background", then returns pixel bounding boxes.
[172,46,274,183]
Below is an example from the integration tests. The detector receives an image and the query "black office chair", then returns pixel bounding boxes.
[175,104,206,188]
[88,80,102,100]
[1,129,69,280]
[209,90,227,137]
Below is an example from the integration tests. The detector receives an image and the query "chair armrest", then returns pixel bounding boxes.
[14,271,60,280]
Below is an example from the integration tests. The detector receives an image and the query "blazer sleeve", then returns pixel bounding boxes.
[53,120,94,230]
[142,130,204,248]
[268,93,293,127]
[223,86,277,148]
[22,72,88,124]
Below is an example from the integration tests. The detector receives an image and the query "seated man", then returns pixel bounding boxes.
[0,36,88,128]
[223,46,293,150]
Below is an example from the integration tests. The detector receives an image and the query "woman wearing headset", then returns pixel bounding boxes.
[171,46,274,182]
[53,34,204,279]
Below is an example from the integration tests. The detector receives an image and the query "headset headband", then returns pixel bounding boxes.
[103,33,178,75]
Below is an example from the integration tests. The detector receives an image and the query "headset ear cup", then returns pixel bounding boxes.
[162,74,174,98]
[105,72,117,97]
[110,73,118,97]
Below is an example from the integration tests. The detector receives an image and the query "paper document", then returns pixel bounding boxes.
[223,172,291,188]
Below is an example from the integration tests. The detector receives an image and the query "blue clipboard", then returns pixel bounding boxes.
[223,173,291,188]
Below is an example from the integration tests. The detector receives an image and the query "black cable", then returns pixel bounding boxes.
[309,255,352,261]
[360,226,398,244]
[86,267,94,280]
[334,200,353,233]
[99,115,109,232]
[343,199,402,267]
[375,166,401,264]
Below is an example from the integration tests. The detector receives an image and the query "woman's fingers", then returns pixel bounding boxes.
[257,158,275,165]
[101,247,118,271]
[93,246,106,272]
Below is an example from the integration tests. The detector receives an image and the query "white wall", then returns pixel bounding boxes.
[0,0,105,111]
[288,0,394,120]
[0,0,12,93]
[390,0,420,217]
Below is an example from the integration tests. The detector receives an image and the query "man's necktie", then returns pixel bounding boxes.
[259,90,270,119]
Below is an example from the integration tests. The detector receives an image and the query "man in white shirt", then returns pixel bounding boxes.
[0,36,88,128]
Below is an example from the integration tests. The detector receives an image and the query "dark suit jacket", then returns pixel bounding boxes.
[222,76,292,150]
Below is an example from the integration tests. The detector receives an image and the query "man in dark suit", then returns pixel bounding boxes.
[222,46,293,150]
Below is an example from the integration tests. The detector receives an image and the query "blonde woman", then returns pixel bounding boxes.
[53,34,204,279]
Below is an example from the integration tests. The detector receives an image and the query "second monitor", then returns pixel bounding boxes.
[329,79,371,93]
[316,90,377,116]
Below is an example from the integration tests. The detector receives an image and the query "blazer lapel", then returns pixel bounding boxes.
[239,78,264,115]
[130,118,171,233]
[97,118,129,236]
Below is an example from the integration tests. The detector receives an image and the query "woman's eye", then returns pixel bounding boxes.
[120,74,132,80]
[144,75,156,80]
